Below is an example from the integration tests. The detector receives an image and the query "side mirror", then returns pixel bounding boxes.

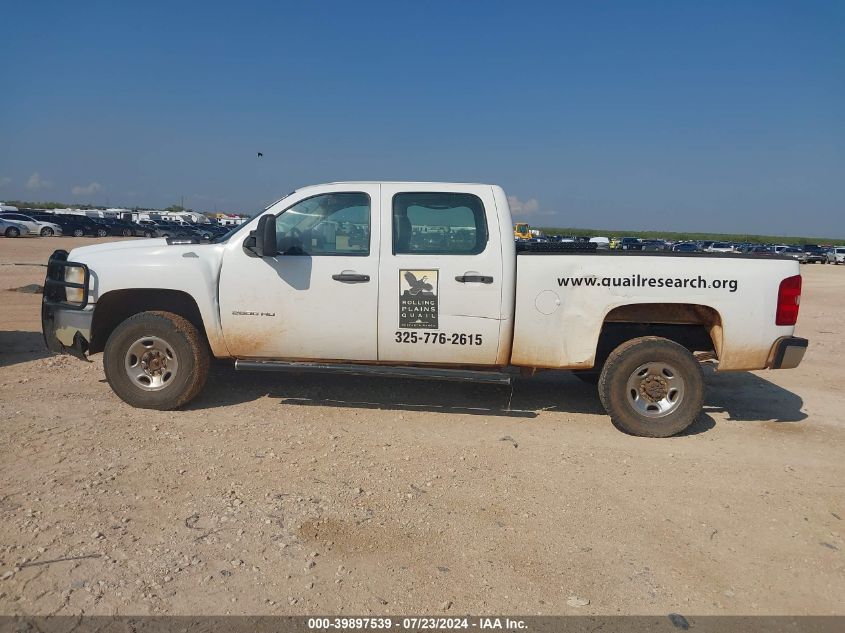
[248,215,278,257]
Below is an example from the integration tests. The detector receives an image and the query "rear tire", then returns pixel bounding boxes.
[73,228,85,237]
[5,227,20,238]
[103,311,209,410]
[122,228,132,237]
[96,228,108,237]
[598,336,704,437]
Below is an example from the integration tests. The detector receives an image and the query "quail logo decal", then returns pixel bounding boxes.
[399,269,438,329]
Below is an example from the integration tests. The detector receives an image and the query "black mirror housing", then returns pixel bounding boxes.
[250,216,278,257]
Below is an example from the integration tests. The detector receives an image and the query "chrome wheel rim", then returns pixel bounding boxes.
[625,362,685,418]
[124,336,179,391]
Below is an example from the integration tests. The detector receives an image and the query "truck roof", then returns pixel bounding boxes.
[301,181,497,189]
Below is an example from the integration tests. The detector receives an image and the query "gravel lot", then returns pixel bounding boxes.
[1,237,843,616]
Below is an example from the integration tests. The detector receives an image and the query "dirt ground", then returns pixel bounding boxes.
[0,237,843,616]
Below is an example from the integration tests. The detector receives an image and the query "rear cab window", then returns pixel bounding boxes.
[392,192,488,255]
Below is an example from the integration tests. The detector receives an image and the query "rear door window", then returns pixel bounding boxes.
[392,192,488,255]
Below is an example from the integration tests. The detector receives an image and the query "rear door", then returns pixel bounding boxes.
[377,184,504,365]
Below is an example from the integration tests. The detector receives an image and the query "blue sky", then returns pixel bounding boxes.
[1,0,843,236]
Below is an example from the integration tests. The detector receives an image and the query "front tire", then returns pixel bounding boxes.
[103,311,209,410]
[40,227,54,237]
[96,228,108,237]
[598,336,704,437]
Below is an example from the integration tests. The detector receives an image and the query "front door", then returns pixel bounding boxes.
[219,184,380,360]
[377,184,504,365]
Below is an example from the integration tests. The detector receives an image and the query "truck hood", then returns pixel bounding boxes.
[68,238,171,258]
[66,239,227,304]
[68,239,228,269]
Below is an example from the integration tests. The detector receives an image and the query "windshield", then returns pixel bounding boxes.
[211,223,245,243]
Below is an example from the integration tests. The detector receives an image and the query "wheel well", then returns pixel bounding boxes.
[89,289,207,354]
[595,303,723,368]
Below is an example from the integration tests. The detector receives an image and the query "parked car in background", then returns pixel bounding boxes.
[827,246,845,265]
[781,247,807,263]
[801,245,827,264]
[0,212,63,236]
[619,237,643,251]
[641,239,665,252]
[589,236,610,250]
[748,246,776,256]
[46,214,108,237]
[93,218,149,237]
[1,217,38,237]
[706,242,734,253]
[672,242,699,253]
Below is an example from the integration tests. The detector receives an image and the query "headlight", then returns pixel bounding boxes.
[64,266,85,303]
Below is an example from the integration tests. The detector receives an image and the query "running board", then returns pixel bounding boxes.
[234,360,512,385]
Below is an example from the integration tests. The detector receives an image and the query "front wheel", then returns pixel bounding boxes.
[96,228,108,237]
[103,311,209,410]
[40,227,54,237]
[122,228,132,237]
[598,336,704,437]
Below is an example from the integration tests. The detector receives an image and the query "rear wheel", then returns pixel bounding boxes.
[144,231,153,238]
[122,228,132,237]
[103,311,209,410]
[5,226,20,238]
[598,336,704,437]
[96,228,108,237]
[73,228,85,237]
[40,227,54,237]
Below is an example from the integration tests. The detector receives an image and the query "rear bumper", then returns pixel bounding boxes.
[767,336,808,369]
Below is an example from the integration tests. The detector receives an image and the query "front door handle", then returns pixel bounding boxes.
[332,273,370,283]
[455,275,493,284]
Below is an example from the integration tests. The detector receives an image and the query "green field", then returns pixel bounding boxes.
[538,227,844,246]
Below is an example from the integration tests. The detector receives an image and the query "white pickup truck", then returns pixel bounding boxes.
[42,182,807,437]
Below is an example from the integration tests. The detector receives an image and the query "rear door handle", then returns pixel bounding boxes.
[455,275,493,284]
[332,273,370,283]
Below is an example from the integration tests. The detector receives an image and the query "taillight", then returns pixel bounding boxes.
[776,275,801,326]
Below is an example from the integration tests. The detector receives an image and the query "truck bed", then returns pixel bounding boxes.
[510,250,799,371]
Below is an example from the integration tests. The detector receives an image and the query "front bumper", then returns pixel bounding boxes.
[41,249,93,360]
[767,336,808,369]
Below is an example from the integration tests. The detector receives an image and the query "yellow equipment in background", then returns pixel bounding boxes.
[514,223,531,240]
